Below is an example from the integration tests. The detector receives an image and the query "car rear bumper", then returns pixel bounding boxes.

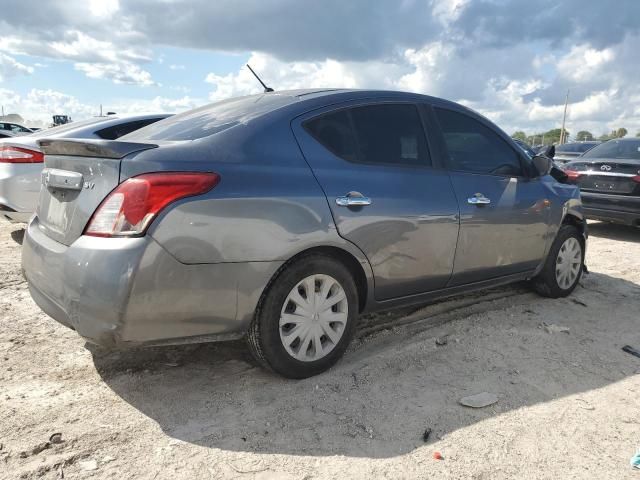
[22,218,282,348]
[581,191,640,225]
[0,163,41,222]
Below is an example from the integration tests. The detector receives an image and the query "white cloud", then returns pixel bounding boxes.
[0,31,155,87]
[0,88,201,127]
[557,45,615,82]
[88,0,120,18]
[0,88,95,127]
[75,62,156,86]
[205,52,405,101]
[2,1,640,136]
[0,53,34,81]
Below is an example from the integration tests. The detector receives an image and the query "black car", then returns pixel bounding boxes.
[564,138,640,226]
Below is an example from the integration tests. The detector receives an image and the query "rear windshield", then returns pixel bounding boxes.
[582,139,640,160]
[29,117,108,138]
[555,143,598,153]
[122,94,294,141]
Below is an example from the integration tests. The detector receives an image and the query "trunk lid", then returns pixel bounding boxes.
[569,159,640,195]
[36,139,157,245]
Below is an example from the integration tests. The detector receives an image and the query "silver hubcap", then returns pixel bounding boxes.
[279,274,348,362]
[555,237,582,289]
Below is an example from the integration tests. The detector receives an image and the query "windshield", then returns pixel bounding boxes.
[121,94,294,141]
[29,117,109,138]
[555,143,598,154]
[582,139,640,160]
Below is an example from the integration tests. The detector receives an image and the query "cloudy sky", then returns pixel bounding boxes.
[1,0,639,137]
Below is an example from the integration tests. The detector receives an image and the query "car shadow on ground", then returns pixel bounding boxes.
[588,221,639,242]
[91,264,640,459]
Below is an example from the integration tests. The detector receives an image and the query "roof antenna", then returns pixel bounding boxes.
[246,64,274,93]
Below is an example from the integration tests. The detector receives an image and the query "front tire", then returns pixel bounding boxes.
[532,225,584,298]
[247,254,359,379]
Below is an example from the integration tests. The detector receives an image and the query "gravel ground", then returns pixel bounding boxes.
[1,220,639,479]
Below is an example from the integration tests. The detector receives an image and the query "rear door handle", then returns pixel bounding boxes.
[467,193,491,205]
[336,192,372,207]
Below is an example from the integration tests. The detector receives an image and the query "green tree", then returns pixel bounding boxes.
[575,130,594,141]
[615,127,628,138]
[539,128,567,145]
[598,133,611,142]
[636,131,640,138]
[511,131,527,142]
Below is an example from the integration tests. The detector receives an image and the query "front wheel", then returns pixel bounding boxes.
[246,254,359,378]
[532,225,584,298]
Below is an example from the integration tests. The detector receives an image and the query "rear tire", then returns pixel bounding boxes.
[246,254,359,379]
[532,225,584,298]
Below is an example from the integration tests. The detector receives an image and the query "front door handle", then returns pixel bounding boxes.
[336,192,372,207]
[467,193,491,205]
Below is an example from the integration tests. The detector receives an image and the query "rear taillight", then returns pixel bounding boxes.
[563,168,581,182]
[84,172,220,237]
[632,175,640,184]
[0,146,44,163]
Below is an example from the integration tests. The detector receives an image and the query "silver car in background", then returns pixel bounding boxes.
[0,122,33,138]
[0,114,171,222]
[22,89,586,378]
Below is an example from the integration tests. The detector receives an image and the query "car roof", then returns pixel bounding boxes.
[260,88,451,105]
[181,88,465,125]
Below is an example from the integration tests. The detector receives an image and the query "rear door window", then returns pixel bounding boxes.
[304,103,431,167]
[435,108,523,176]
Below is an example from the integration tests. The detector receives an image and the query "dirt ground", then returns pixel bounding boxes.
[1,220,639,479]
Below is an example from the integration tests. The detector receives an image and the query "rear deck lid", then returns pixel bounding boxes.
[36,139,156,245]
[568,160,640,195]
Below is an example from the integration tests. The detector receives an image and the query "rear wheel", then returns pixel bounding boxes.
[532,225,584,298]
[247,254,358,378]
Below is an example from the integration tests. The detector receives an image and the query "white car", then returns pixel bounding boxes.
[0,114,171,222]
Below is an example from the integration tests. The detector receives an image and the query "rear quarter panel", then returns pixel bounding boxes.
[122,114,372,267]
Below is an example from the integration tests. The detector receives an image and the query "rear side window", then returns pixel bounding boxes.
[304,104,431,167]
[303,110,358,163]
[95,118,164,140]
[435,108,523,176]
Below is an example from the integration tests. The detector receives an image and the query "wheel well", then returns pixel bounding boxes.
[280,246,369,313]
[562,213,586,237]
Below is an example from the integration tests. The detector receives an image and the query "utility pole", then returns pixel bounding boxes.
[1,105,4,117]
[559,89,569,145]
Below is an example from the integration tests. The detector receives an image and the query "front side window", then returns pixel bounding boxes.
[435,108,523,176]
[304,103,431,167]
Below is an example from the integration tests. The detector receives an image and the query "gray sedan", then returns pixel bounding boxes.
[0,114,171,222]
[22,89,586,378]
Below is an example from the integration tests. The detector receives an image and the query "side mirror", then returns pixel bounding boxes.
[541,144,555,159]
[532,154,552,177]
